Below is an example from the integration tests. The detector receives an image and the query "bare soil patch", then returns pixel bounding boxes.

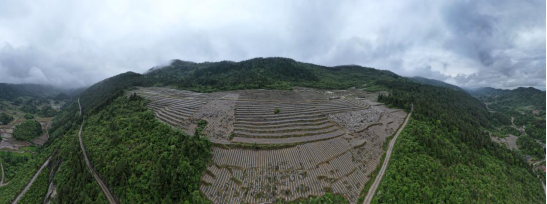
[491,134,519,150]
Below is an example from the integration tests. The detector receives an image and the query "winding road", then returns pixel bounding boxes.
[77,99,118,204]
[363,106,413,204]
[12,156,52,204]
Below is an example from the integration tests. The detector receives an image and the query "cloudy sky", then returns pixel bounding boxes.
[0,0,545,90]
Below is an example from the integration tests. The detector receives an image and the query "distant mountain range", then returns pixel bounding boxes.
[0,83,85,100]
[469,86,546,110]
[409,77,545,109]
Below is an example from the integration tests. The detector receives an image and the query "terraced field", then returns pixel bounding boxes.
[129,87,407,204]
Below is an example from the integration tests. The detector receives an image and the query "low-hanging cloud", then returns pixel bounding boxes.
[0,0,544,90]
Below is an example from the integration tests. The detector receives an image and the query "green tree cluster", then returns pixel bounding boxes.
[38,105,57,117]
[517,135,545,159]
[79,95,211,203]
[24,113,34,119]
[13,119,43,141]
[0,112,13,125]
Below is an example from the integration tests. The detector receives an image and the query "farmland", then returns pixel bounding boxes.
[130,86,407,203]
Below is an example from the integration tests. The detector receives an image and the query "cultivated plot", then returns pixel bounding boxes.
[131,87,407,204]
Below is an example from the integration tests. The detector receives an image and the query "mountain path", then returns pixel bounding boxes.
[363,105,413,204]
[0,161,4,185]
[78,99,118,204]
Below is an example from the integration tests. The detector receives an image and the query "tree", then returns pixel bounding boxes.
[38,106,57,117]
[0,112,13,125]
[13,119,43,141]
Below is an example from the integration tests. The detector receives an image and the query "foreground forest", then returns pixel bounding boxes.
[0,57,544,203]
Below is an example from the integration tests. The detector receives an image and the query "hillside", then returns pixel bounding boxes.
[470,87,546,110]
[409,76,463,91]
[0,57,543,203]
[143,57,400,92]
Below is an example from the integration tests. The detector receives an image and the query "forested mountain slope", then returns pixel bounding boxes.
[470,87,545,142]
[373,82,544,203]
[409,76,463,91]
[143,57,400,91]
[1,57,543,203]
[471,87,546,110]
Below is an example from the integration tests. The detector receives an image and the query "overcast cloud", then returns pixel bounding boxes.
[0,0,544,89]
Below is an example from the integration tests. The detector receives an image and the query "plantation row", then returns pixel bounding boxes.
[233,101,345,143]
[294,88,328,100]
[213,137,353,169]
[310,100,368,115]
[238,90,305,101]
[201,141,384,204]
[232,100,371,144]
[131,87,408,203]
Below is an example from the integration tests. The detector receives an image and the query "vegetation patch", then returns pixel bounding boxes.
[517,135,544,159]
[80,95,211,203]
[13,119,43,141]
[23,113,34,119]
[37,106,57,117]
[0,112,13,125]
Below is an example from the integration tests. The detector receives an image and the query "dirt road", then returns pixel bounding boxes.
[77,99,117,204]
[0,162,4,185]
[541,179,545,192]
[12,156,52,204]
[363,107,412,204]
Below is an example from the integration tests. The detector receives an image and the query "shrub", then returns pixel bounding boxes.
[24,114,35,119]
[0,112,13,125]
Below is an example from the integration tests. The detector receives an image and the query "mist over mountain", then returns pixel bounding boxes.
[0,0,544,90]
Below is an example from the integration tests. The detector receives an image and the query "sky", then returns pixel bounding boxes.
[0,0,545,90]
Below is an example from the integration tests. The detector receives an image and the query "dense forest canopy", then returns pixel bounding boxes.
[13,119,43,141]
[409,76,463,91]
[53,95,212,203]
[143,57,400,92]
